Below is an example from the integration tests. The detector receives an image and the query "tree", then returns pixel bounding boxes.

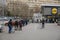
[33,5,40,13]
[7,1,29,17]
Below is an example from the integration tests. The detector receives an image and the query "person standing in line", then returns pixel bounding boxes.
[8,19,13,33]
[15,20,18,30]
[21,19,25,26]
[37,19,39,23]
[19,20,22,30]
[25,19,28,25]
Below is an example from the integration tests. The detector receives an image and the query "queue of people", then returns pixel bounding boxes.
[8,19,28,33]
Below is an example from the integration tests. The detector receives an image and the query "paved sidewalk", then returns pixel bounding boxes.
[0,23,60,40]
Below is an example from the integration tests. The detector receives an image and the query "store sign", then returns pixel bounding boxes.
[52,8,57,15]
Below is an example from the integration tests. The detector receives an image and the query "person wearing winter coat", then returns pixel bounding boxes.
[8,19,13,33]
[15,20,18,30]
[19,20,22,30]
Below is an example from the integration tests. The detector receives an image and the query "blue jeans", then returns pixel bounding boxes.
[8,25,12,33]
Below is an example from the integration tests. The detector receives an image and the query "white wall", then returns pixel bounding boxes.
[33,13,42,22]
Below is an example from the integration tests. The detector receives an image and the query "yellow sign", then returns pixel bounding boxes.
[48,16,52,18]
[52,8,57,15]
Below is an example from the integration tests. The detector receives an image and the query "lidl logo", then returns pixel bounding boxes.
[52,8,57,15]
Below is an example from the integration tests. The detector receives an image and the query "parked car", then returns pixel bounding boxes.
[0,21,5,32]
[0,24,4,32]
[0,17,18,32]
[0,17,9,32]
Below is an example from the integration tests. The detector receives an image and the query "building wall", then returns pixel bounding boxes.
[6,0,59,8]
[6,0,60,18]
